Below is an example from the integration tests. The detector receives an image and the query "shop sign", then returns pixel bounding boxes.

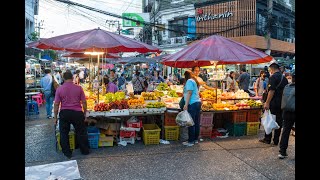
[196,9,233,22]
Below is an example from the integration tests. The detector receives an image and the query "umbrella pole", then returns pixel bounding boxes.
[97,54,100,103]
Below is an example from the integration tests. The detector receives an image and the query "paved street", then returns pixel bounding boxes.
[25,106,295,180]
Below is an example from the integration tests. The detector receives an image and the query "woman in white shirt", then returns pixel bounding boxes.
[226,71,238,92]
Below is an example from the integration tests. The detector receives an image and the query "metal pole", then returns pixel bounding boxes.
[97,54,100,103]
[267,0,273,54]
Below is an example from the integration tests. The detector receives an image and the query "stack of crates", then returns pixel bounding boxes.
[200,112,214,138]
[246,109,262,135]
[87,126,100,149]
[164,111,179,141]
[119,129,136,144]
[224,111,247,136]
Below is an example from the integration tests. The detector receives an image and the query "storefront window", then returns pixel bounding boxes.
[169,18,188,38]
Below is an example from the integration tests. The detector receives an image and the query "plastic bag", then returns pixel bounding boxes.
[175,110,194,127]
[261,110,279,135]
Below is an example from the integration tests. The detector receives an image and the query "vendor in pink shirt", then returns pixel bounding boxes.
[103,76,118,93]
[53,70,89,159]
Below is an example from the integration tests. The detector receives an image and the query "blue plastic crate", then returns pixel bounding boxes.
[87,126,100,149]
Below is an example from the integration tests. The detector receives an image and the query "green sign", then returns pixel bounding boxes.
[122,13,149,27]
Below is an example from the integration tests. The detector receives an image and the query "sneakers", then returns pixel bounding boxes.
[182,141,194,147]
[47,116,52,119]
[259,139,271,144]
[194,140,199,144]
[278,152,288,159]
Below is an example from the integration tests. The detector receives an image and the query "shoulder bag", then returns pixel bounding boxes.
[262,74,283,102]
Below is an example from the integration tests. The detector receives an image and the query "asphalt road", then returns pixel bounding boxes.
[25,106,295,180]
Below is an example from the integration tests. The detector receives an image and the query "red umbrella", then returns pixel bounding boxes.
[27,28,160,53]
[63,52,120,58]
[161,35,273,68]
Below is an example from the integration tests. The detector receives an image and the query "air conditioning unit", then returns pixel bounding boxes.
[170,38,176,45]
[181,36,187,44]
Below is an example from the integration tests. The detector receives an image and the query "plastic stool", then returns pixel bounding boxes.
[39,93,45,104]
[27,100,39,116]
[32,95,43,106]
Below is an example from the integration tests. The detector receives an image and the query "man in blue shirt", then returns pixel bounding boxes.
[40,69,54,119]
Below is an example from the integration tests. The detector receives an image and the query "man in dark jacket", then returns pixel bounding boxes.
[259,63,288,146]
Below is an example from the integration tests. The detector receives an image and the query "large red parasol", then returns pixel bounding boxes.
[27,28,160,53]
[62,52,120,58]
[161,35,273,68]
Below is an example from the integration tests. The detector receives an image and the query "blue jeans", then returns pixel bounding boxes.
[187,102,201,143]
[44,91,54,117]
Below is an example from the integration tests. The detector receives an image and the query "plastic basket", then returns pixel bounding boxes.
[224,121,234,136]
[213,118,224,128]
[246,122,260,135]
[120,130,136,138]
[126,120,143,128]
[164,111,178,126]
[200,112,214,125]
[87,126,100,149]
[247,110,261,122]
[98,134,114,147]
[200,125,213,138]
[120,137,135,144]
[142,124,161,145]
[233,122,247,136]
[56,131,75,151]
[164,126,179,141]
[232,111,247,123]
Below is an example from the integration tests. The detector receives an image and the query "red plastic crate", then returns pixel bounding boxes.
[120,130,136,138]
[126,120,143,128]
[164,112,178,126]
[232,111,247,123]
[200,112,214,125]
[200,125,213,138]
[247,110,261,122]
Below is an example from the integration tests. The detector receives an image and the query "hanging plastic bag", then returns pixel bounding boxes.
[175,110,194,127]
[261,110,279,135]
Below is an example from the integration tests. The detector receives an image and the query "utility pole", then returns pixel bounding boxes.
[266,0,273,55]
[106,20,121,35]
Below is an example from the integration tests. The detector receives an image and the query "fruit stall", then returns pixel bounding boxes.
[55,82,263,151]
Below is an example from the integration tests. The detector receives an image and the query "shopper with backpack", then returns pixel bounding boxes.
[278,73,295,159]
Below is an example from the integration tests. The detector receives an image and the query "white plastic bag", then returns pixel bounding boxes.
[175,110,194,127]
[261,110,280,135]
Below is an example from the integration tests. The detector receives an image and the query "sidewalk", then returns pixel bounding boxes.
[25,106,295,180]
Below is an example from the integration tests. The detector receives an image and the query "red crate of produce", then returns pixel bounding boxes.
[232,111,247,123]
[126,120,143,128]
[200,112,214,125]
[120,130,136,138]
[200,125,213,138]
[164,111,178,126]
[247,109,262,122]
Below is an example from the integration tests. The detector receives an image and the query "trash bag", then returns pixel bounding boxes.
[175,110,194,127]
[261,110,279,135]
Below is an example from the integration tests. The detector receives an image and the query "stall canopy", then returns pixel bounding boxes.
[27,27,160,53]
[161,35,273,68]
[63,52,120,58]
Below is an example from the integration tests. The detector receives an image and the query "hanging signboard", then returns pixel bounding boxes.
[122,13,150,27]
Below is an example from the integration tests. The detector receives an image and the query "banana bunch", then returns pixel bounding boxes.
[146,102,166,108]
[247,99,263,107]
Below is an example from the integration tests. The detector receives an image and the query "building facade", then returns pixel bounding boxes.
[194,0,295,57]
[25,0,39,43]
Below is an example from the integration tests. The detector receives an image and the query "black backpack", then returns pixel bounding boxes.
[281,84,295,112]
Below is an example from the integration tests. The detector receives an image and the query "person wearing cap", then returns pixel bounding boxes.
[259,63,288,145]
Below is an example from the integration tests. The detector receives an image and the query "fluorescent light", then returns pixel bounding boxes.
[84,52,104,55]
